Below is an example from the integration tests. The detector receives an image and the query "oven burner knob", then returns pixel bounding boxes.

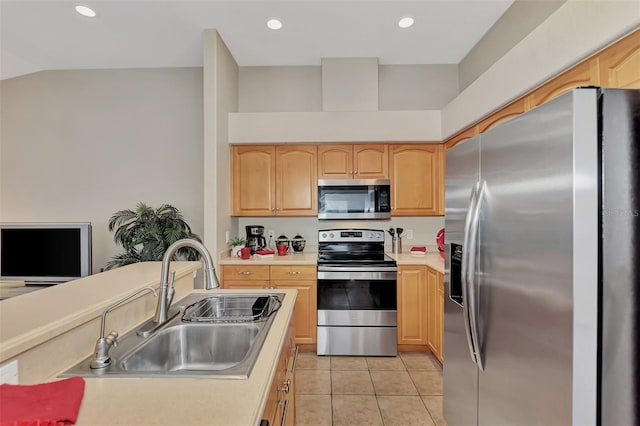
[329,233,335,239]
[321,232,327,239]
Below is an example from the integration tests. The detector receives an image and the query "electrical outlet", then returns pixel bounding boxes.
[0,360,18,384]
[225,231,230,244]
[406,229,414,240]
[268,229,275,239]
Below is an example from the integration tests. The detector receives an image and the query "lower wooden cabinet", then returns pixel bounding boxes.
[397,264,444,362]
[397,265,428,345]
[262,319,297,426]
[426,267,444,363]
[221,264,317,345]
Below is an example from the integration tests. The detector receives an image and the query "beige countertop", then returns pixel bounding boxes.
[218,248,445,274]
[0,262,297,426]
[219,250,318,265]
[390,251,445,274]
[74,288,296,426]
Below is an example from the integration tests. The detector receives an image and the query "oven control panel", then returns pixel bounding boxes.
[319,229,385,243]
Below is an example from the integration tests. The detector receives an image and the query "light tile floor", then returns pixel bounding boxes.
[295,351,447,426]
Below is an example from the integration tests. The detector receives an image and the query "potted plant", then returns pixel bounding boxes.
[104,202,202,270]
[230,236,246,257]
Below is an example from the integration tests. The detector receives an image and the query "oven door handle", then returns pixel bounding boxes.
[317,270,398,281]
[318,266,398,272]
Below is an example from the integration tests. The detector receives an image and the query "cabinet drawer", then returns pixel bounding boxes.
[222,265,270,281]
[270,265,317,281]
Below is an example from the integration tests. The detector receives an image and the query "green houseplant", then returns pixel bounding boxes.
[230,236,246,257]
[104,202,202,270]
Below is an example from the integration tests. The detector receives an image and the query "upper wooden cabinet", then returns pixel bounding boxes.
[232,145,317,216]
[318,144,388,179]
[390,144,444,216]
[598,29,640,89]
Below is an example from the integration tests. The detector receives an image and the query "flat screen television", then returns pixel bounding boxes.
[0,222,92,285]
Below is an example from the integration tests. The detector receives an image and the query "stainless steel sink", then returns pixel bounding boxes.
[61,292,284,379]
[121,323,260,372]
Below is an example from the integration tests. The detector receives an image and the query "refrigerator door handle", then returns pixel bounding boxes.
[461,181,480,364]
[467,180,486,371]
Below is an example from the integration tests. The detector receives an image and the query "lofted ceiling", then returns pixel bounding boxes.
[0,0,514,80]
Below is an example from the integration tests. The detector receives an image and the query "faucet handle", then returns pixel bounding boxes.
[105,331,119,347]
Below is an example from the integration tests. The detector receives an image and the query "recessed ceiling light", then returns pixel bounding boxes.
[267,18,283,30]
[75,5,96,18]
[398,17,414,29]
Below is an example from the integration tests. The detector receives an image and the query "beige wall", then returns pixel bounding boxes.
[458,0,566,91]
[442,0,640,138]
[0,68,204,272]
[237,216,444,252]
[379,64,459,111]
[203,30,239,261]
[238,64,459,113]
[239,66,321,113]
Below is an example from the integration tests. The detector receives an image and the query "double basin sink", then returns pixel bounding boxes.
[62,292,284,379]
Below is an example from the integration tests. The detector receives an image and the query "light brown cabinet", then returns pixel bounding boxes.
[598,29,640,89]
[221,264,317,345]
[390,144,444,216]
[262,319,297,426]
[318,144,388,179]
[426,267,444,363]
[231,145,317,216]
[397,265,428,345]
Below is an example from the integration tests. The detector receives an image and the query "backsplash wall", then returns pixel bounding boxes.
[236,216,444,252]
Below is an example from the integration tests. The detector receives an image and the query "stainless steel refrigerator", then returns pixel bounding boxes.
[444,88,640,426]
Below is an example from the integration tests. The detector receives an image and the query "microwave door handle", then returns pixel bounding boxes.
[461,181,480,365]
[467,181,486,371]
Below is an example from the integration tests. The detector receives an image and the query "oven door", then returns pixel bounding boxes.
[317,268,397,326]
[317,267,397,355]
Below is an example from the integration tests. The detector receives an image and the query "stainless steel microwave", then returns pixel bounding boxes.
[318,179,391,219]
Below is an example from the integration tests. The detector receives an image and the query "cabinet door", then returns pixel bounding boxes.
[221,265,270,288]
[275,145,318,216]
[272,280,317,345]
[397,266,428,345]
[353,144,388,178]
[598,29,640,89]
[436,272,444,363]
[426,267,444,362]
[390,144,444,216]
[232,145,276,216]
[318,144,352,179]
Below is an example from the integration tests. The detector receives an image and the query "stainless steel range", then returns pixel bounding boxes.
[316,229,397,356]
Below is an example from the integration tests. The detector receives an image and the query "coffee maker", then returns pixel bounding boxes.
[245,225,266,254]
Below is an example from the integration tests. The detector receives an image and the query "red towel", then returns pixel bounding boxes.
[410,246,427,252]
[0,377,85,426]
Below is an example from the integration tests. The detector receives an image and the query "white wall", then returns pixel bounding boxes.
[0,68,204,272]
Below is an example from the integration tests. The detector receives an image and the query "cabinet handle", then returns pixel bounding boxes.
[279,379,291,394]
[288,345,299,374]
[286,271,300,275]
[239,271,252,275]
[279,399,289,426]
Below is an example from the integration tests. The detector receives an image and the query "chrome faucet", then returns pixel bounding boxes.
[153,238,220,324]
[91,286,158,369]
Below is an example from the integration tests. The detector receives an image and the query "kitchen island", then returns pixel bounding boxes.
[0,262,297,426]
